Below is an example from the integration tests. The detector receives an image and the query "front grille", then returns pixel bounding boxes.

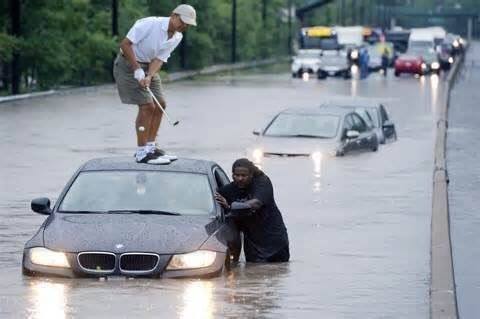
[120,253,159,272]
[78,252,116,272]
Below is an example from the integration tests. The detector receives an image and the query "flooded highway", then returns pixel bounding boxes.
[0,66,444,318]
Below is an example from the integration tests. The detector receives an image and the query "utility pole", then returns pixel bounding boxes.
[287,0,292,56]
[231,0,237,63]
[9,0,20,94]
[112,0,118,37]
[262,0,267,28]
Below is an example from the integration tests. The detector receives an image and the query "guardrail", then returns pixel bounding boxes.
[430,49,466,319]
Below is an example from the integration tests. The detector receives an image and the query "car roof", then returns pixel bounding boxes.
[80,157,217,174]
[281,106,350,117]
[320,102,380,110]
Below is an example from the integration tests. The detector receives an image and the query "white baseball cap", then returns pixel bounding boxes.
[173,4,197,26]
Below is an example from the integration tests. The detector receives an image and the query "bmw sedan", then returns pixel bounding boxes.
[22,157,241,278]
[250,106,379,165]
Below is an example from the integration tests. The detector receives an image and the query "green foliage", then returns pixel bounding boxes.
[2,0,294,91]
[0,33,17,62]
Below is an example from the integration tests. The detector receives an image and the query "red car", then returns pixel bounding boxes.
[394,54,426,76]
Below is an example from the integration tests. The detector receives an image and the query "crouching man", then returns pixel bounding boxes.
[215,158,290,262]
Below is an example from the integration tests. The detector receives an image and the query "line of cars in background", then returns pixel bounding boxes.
[248,100,397,170]
[291,25,466,80]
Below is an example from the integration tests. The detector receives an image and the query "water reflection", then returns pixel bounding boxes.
[221,263,290,317]
[302,72,310,82]
[430,74,439,113]
[27,279,69,319]
[350,77,358,96]
[180,280,214,319]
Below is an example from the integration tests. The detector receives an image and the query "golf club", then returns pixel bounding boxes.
[146,87,180,126]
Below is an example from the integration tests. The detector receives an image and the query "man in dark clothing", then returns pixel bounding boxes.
[215,158,289,262]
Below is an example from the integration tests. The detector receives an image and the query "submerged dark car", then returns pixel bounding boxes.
[329,103,398,144]
[249,106,379,165]
[23,157,240,278]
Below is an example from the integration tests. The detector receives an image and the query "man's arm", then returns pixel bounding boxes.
[119,38,141,72]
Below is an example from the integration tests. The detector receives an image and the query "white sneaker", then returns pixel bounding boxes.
[136,152,171,165]
[153,148,178,161]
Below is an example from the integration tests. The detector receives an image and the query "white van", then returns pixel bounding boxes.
[408,28,435,52]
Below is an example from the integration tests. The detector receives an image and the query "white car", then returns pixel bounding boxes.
[291,49,322,77]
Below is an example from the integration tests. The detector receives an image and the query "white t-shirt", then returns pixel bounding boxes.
[126,17,182,63]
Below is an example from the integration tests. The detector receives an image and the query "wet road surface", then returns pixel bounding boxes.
[0,65,445,318]
[447,41,480,319]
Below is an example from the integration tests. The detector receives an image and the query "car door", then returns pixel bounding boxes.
[342,114,359,153]
[379,104,395,140]
[212,166,241,262]
[351,113,372,151]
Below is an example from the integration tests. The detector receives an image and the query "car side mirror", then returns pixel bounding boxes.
[346,130,360,139]
[31,197,52,215]
[252,130,260,136]
[383,120,394,128]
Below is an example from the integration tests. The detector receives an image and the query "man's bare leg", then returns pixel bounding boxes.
[148,97,166,142]
[136,103,155,146]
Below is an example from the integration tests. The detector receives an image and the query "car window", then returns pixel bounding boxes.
[379,105,389,122]
[352,114,367,132]
[354,108,374,128]
[213,167,230,188]
[59,171,214,216]
[366,107,380,127]
[344,114,354,131]
[264,113,340,138]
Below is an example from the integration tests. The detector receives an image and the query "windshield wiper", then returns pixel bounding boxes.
[60,210,107,214]
[106,210,180,216]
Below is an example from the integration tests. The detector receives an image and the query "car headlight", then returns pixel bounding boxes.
[453,40,459,48]
[252,148,264,164]
[350,50,359,59]
[421,63,427,70]
[166,250,217,270]
[29,247,70,268]
[431,62,440,69]
[448,57,454,64]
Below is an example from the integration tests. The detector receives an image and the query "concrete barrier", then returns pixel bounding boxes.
[0,57,287,104]
[430,51,465,319]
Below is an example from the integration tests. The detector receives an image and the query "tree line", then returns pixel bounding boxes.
[0,0,296,95]
[1,0,477,95]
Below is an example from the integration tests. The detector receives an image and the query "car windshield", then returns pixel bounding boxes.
[409,41,434,51]
[264,113,340,138]
[59,171,214,216]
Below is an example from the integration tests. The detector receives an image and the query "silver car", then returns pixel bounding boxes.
[249,106,379,165]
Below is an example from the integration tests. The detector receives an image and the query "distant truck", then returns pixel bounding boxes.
[335,26,364,64]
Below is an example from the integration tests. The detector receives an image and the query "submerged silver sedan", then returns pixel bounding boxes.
[249,106,379,165]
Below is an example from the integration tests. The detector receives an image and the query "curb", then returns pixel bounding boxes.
[0,57,287,104]
[430,50,466,319]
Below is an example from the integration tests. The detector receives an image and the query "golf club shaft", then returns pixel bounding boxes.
[146,87,177,126]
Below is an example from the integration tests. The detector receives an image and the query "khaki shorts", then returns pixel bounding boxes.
[113,53,164,105]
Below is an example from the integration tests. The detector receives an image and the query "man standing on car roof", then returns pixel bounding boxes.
[113,4,196,164]
[215,158,290,262]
